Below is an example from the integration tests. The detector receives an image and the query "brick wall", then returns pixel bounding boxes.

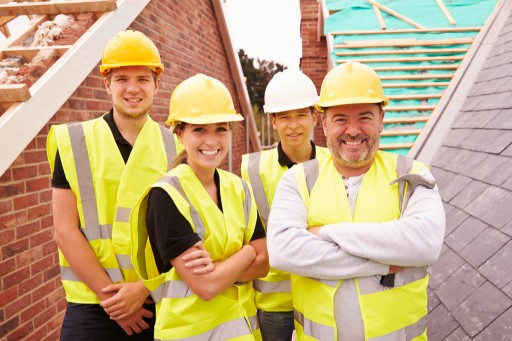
[0,1,250,340]
[300,0,328,147]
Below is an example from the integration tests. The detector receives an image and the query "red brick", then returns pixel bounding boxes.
[24,150,47,164]
[31,281,54,302]
[0,258,15,277]
[26,177,50,192]
[39,188,52,202]
[3,266,29,289]
[0,227,14,245]
[0,316,19,339]
[29,229,52,247]
[31,255,54,275]
[16,247,42,268]
[0,169,12,183]
[19,273,44,296]
[27,203,51,221]
[2,238,29,258]
[5,293,31,318]
[42,240,57,256]
[0,182,26,197]
[12,165,38,181]
[13,193,39,211]
[34,305,57,327]
[20,300,45,323]
[43,264,60,281]
[0,198,13,213]
[40,215,54,229]
[16,220,41,239]
[38,163,50,176]
[24,326,49,341]
[6,321,34,341]
[0,286,17,307]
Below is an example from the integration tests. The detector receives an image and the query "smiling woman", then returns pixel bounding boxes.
[222,0,302,69]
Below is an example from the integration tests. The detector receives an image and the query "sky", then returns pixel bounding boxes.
[223,0,302,69]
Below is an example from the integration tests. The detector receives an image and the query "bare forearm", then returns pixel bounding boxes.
[237,238,269,282]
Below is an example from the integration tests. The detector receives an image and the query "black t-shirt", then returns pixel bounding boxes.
[146,169,266,274]
[51,110,131,188]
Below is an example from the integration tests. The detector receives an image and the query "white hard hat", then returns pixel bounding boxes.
[263,69,319,114]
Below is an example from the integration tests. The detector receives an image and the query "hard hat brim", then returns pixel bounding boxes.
[263,96,319,114]
[316,96,389,111]
[166,113,244,126]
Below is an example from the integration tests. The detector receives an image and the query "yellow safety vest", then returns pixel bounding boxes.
[131,164,262,340]
[241,146,329,312]
[47,115,178,303]
[290,151,431,341]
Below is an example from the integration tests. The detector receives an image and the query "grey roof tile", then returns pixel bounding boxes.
[452,281,511,337]
[504,281,512,300]
[479,242,512,289]
[445,216,488,253]
[427,304,459,341]
[452,109,501,128]
[428,289,441,312]
[459,228,510,268]
[429,248,466,289]
[486,108,512,129]
[436,149,488,176]
[450,180,489,210]
[502,219,512,238]
[431,147,462,170]
[433,169,472,202]
[435,264,486,311]
[444,327,471,341]
[473,92,512,111]
[466,154,512,186]
[460,129,512,154]
[473,307,512,341]
[502,143,512,157]
[443,203,469,235]
[465,186,512,229]
[502,176,512,191]
[442,129,473,148]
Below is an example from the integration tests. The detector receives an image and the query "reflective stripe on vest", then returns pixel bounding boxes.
[294,309,334,341]
[154,317,253,341]
[66,123,123,283]
[246,152,270,225]
[368,316,427,341]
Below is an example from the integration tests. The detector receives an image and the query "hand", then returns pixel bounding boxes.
[308,226,322,235]
[115,306,153,336]
[100,281,149,320]
[388,265,403,274]
[182,241,215,275]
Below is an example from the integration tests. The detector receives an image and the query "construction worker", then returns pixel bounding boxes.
[241,69,329,341]
[130,73,269,340]
[47,30,182,340]
[267,61,446,341]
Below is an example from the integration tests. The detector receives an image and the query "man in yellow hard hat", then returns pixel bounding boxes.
[241,69,329,341]
[267,62,446,340]
[47,30,179,340]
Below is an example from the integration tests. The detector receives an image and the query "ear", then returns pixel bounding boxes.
[270,114,277,130]
[154,77,161,95]
[321,113,327,137]
[311,110,319,127]
[104,77,112,94]
[379,108,385,133]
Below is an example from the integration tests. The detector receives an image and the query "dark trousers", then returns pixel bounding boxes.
[257,310,295,341]
[59,302,155,341]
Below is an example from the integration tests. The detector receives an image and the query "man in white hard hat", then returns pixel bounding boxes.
[241,69,329,341]
[267,62,445,340]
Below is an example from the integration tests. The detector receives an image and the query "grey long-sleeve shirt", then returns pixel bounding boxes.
[267,165,445,340]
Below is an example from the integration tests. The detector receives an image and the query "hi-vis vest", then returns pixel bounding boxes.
[131,164,262,341]
[290,151,434,341]
[241,146,329,312]
[47,115,178,303]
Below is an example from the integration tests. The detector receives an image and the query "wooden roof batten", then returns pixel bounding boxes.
[0,0,151,177]
[325,0,485,153]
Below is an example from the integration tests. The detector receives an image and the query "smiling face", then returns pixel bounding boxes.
[271,108,317,149]
[104,65,159,121]
[322,102,384,176]
[176,122,231,176]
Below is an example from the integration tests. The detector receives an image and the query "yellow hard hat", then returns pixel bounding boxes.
[316,61,388,111]
[99,30,164,77]
[167,74,244,126]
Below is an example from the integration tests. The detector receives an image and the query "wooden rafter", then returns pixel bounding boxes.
[381,129,422,136]
[382,82,450,88]
[336,55,464,63]
[335,48,469,56]
[0,0,116,16]
[335,38,474,49]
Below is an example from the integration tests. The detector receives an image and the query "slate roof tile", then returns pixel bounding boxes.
[429,248,466,289]
[459,227,510,268]
[442,203,470,235]
[432,168,471,202]
[435,264,486,311]
[486,108,512,129]
[479,242,512,289]
[453,109,500,128]
[465,186,512,229]
[428,304,459,341]
[473,307,512,341]
[449,180,490,210]
[466,154,512,186]
[444,327,472,341]
[445,216,488,252]
[452,281,511,337]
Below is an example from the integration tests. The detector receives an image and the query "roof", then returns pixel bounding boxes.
[320,0,497,155]
[426,2,512,339]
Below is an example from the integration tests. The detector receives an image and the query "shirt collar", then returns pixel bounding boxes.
[277,140,318,168]
[104,109,132,147]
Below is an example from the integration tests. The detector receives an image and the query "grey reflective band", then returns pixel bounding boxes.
[80,223,112,241]
[248,314,259,333]
[60,266,123,283]
[253,279,291,294]
[154,317,253,341]
[115,206,131,223]
[159,124,178,169]
[368,316,427,341]
[68,124,105,241]
[115,254,134,270]
[294,309,334,340]
[160,175,205,239]
[239,178,252,229]
[303,159,319,194]
[246,152,270,225]
[394,155,413,214]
